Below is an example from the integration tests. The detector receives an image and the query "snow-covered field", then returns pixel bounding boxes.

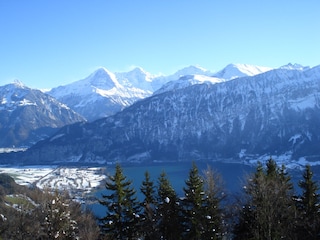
[241,151,320,170]
[0,166,107,200]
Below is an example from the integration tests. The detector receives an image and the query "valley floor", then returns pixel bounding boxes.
[0,166,107,202]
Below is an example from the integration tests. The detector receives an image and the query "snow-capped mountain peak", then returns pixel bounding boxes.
[87,67,121,89]
[115,67,154,91]
[280,63,310,71]
[128,66,151,77]
[49,67,122,98]
[173,65,212,77]
[13,79,26,88]
[153,64,272,95]
[154,74,224,95]
[213,63,273,80]
[49,67,153,121]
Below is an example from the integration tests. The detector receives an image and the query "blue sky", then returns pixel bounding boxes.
[0,0,319,89]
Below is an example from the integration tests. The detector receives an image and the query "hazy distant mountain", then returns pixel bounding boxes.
[0,81,85,148]
[6,64,320,166]
[151,65,214,91]
[154,64,271,95]
[279,63,311,71]
[115,67,154,92]
[154,74,224,95]
[213,63,272,80]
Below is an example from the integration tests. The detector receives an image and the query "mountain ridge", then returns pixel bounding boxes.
[212,63,273,80]
[3,64,320,165]
[48,63,276,121]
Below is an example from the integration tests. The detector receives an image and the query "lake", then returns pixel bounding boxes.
[90,161,320,217]
[90,161,255,217]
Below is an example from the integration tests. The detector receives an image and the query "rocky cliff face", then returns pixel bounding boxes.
[0,81,85,148]
[3,65,320,165]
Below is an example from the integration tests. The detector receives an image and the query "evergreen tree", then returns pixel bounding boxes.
[202,165,224,239]
[140,171,158,239]
[99,164,141,239]
[234,158,296,240]
[181,162,207,239]
[156,171,182,240]
[180,163,224,239]
[295,165,320,239]
[233,162,264,240]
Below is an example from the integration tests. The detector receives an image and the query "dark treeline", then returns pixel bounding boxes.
[99,159,320,240]
[0,159,319,239]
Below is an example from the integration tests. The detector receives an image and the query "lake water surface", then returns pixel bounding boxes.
[91,161,255,217]
[90,161,320,217]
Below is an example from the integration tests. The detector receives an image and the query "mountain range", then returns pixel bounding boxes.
[0,63,270,149]
[48,64,271,121]
[1,63,320,166]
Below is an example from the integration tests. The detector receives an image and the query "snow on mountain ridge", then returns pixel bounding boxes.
[49,63,272,99]
[213,63,273,80]
[125,67,154,81]
[13,79,26,88]
[0,83,85,147]
[0,83,36,110]
[115,67,154,92]
[88,67,121,89]
[49,67,153,121]
[154,74,224,95]
[172,65,213,78]
[149,65,215,92]
[280,63,310,71]
[152,64,273,95]
[47,63,308,121]
[49,67,123,98]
